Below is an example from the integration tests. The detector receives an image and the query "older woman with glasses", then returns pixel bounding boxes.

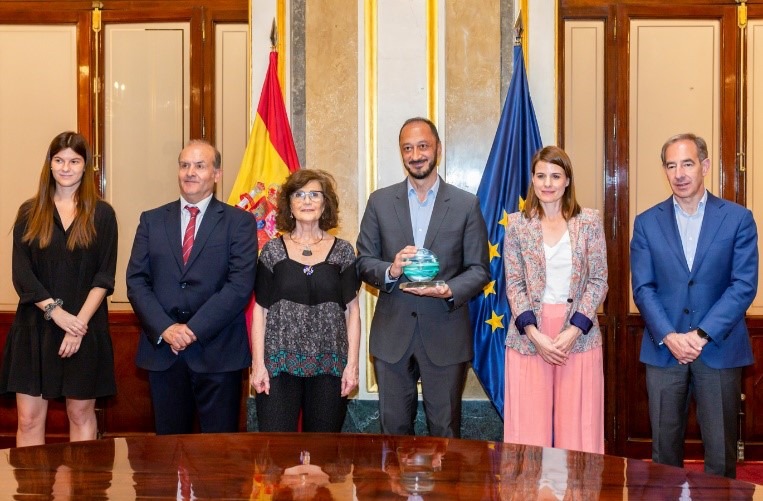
[250,169,360,432]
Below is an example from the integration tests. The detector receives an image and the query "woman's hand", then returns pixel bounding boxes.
[526,325,568,366]
[58,332,82,358]
[553,326,582,354]
[50,308,88,337]
[250,363,270,395]
[341,363,359,397]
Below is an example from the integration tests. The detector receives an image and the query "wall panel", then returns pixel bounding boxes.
[0,25,78,308]
[628,19,721,313]
[215,24,249,203]
[747,20,763,315]
[104,23,190,306]
[563,20,605,214]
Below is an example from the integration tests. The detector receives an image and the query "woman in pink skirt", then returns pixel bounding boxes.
[503,146,608,454]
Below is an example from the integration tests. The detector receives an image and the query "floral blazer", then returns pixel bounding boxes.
[503,208,608,355]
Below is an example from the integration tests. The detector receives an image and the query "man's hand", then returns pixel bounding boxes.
[389,245,418,279]
[403,282,453,299]
[161,323,197,353]
[663,332,702,364]
[686,329,710,352]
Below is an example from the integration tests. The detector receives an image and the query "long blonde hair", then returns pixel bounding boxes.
[20,131,99,250]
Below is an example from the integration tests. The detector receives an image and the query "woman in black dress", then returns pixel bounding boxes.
[0,131,117,446]
[250,169,360,432]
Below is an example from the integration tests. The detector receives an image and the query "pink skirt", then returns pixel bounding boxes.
[503,303,604,454]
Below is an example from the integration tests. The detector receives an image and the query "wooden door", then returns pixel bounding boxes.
[0,0,247,447]
[561,0,763,459]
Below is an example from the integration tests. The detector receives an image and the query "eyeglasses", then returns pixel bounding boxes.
[291,190,324,201]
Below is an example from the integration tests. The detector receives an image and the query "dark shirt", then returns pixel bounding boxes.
[255,237,359,378]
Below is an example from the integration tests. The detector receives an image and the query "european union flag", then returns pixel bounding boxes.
[469,45,542,419]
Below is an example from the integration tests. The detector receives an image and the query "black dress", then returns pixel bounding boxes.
[0,200,118,399]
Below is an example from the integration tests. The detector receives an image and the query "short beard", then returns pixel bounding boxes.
[405,153,438,180]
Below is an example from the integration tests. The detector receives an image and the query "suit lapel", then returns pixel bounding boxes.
[185,198,223,269]
[393,181,415,245]
[424,177,448,249]
[165,201,184,270]
[655,197,690,274]
[691,193,725,274]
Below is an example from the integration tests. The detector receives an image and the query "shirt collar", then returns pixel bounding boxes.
[672,189,707,217]
[180,194,214,215]
[407,176,440,201]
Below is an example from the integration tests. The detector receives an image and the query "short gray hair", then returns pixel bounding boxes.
[660,133,708,166]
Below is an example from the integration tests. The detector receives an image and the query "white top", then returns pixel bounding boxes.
[542,230,572,304]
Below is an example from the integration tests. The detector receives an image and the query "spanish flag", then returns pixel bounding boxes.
[227,49,300,251]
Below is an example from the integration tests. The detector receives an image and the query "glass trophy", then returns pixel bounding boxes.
[399,248,445,289]
[397,447,435,495]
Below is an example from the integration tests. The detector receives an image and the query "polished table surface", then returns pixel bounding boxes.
[0,432,758,499]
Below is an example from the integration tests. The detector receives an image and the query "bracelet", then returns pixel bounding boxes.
[43,298,63,320]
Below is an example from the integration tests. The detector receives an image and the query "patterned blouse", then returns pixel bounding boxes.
[255,236,359,378]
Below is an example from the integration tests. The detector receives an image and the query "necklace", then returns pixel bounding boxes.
[290,232,323,257]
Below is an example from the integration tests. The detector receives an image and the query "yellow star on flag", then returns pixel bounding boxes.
[485,311,504,332]
[518,196,526,212]
[498,210,509,229]
[488,242,500,261]
[482,280,496,298]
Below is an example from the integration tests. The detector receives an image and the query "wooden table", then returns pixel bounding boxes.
[0,432,757,499]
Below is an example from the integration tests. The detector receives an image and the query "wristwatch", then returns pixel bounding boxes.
[697,328,710,340]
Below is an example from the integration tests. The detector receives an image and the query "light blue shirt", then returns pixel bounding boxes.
[385,177,440,283]
[408,176,440,249]
[673,189,707,271]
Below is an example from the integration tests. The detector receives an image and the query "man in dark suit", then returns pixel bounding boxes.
[356,117,490,437]
[127,140,257,435]
[631,133,758,478]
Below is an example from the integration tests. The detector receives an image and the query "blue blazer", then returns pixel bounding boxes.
[630,192,758,369]
[127,198,257,373]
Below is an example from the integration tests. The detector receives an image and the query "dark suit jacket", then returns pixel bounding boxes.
[630,192,758,369]
[127,197,257,373]
[356,177,490,366]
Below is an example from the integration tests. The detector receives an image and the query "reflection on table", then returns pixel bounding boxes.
[0,432,757,499]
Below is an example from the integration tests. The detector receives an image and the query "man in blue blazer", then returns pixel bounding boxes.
[127,140,257,435]
[631,133,758,478]
[357,117,490,437]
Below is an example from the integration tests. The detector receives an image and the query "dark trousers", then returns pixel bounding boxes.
[374,327,467,438]
[148,356,242,435]
[646,358,742,478]
[255,373,347,432]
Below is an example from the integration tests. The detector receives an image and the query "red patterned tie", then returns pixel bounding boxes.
[182,206,200,265]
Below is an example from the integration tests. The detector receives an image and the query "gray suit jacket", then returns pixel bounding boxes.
[356,177,490,366]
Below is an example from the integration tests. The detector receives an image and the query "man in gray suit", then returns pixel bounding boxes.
[357,117,490,437]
